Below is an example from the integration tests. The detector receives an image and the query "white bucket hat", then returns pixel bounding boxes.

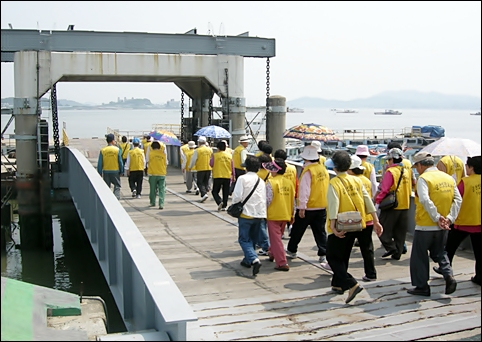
[355,145,370,156]
[239,135,250,143]
[311,140,322,152]
[300,145,319,161]
[349,155,366,170]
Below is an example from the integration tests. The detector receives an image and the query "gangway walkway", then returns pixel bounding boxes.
[71,138,481,341]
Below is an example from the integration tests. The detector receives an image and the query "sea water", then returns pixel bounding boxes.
[2,107,480,143]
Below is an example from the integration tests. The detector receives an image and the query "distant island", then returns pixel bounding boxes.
[2,90,480,111]
[1,97,183,110]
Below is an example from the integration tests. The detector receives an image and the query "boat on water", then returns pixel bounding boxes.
[374,109,402,115]
[336,109,358,113]
[470,111,481,116]
[287,107,304,113]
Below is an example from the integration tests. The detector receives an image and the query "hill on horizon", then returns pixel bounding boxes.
[286,90,480,110]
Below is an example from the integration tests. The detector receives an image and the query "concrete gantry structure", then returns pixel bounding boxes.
[1,28,276,249]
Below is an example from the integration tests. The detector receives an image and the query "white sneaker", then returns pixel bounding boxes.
[200,194,209,203]
[136,195,141,199]
[217,203,223,212]
[132,190,136,198]
[320,262,333,275]
[285,249,297,259]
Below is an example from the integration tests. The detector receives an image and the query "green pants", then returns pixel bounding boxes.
[149,175,166,208]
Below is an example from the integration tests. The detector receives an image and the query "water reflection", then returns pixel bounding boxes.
[1,198,126,333]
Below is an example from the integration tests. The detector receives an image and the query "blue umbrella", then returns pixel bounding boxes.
[194,125,231,139]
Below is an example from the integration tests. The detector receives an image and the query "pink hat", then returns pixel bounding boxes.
[355,145,370,156]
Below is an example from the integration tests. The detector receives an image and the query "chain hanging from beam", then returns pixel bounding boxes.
[180,91,185,141]
[208,90,213,126]
[265,57,270,142]
[50,83,61,172]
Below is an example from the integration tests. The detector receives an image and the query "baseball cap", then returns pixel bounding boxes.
[384,148,403,160]
[411,151,434,167]
[105,133,115,143]
[132,137,140,144]
[325,158,335,170]
[355,145,370,156]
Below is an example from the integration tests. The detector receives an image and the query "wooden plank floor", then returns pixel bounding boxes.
[71,139,481,341]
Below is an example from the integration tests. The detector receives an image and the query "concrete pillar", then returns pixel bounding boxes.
[191,99,202,139]
[267,96,286,153]
[227,97,246,148]
[201,99,210,128]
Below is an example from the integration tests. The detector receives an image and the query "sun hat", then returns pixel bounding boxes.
[300,145,319,161]
[355,145,370,156]
[311,140,322,152]
[239,135,250,143]
[349,155,366,170]
[383,148,403,160]
[197,136,207,143]
[262,161,282,173]
[411,151,434,167]
[188,141,196,148]
[325,158,335,170]
[132,137,140,144]
[105,133,115,143]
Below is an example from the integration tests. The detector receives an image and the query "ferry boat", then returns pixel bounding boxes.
[287,107,304,113]
[374,109,402,115]
[336,109,358,113]
[470,111,481,116]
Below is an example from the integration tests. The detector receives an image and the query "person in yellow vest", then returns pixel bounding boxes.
[263,159,295,271]
[355,145,377,198]
[118,135,131,176]
[273,149,299,241]
[230,135,250,195]
[375,148,412,261]
[408,151,461,297]
[433,155,481,286]
[286,145,331,272]
[210,140,234,211]
[189,136,213,203]
[180,139,190,184]
[97,133,124,200]
[125,137,145,199]
[347,155,378,282]
[437,155,466,185]
[143,136,152,175]
[146,140,168,209]
[222,140,233,155]
[255,140,268,157]
[326,150,383,304]
[183,141,199,194]
[311,140,327,165]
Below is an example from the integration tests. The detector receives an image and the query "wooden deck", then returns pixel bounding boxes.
[71,138,481,341]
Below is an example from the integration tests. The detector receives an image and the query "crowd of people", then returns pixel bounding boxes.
[97,132,481,305]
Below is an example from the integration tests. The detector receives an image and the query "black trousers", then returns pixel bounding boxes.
[230,168,246,195]
[378,208,409,258]
[287,209,327,257]
[445,229,481,282]
[326,233,358,291]
[128,170,144,195]
[212,178,230,208]
[196,170,211,197]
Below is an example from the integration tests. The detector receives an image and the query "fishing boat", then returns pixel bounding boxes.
[470,111,481,116]
[336,109,358,113]
[374,109,402,115]
[287,107,304,113]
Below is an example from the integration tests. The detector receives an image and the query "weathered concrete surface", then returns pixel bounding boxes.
[1,277,106,341]
[68,138,481,341]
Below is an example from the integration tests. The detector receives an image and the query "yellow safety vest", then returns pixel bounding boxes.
[101,145,120,171]
[148,147,167,176]
[439,155,465,185]
[354,174,373,222]
[212,151,232,179]
[128,147,144,171]
[361,160,374,180]
[386,165,411,210]
[233,145,246,170]
[415,170,455,226]
[143,141,152,156]
[298,163,329,208]
[267,174,295,221]
[284,163,298,192]
[118,142,130,160]
[185,149,196,171]
[194,145,212,171]
[326,174,367,234]
[454,174,481,226]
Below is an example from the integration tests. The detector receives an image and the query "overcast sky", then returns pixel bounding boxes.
[1,1,480,106]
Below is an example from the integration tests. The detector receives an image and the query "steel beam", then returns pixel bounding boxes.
[1,29,275,62]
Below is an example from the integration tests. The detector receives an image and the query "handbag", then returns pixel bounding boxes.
[379,166,404,211]
[227,178,261,218]
[336,177,363,232]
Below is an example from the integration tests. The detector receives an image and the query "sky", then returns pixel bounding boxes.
[1,1,481,106]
